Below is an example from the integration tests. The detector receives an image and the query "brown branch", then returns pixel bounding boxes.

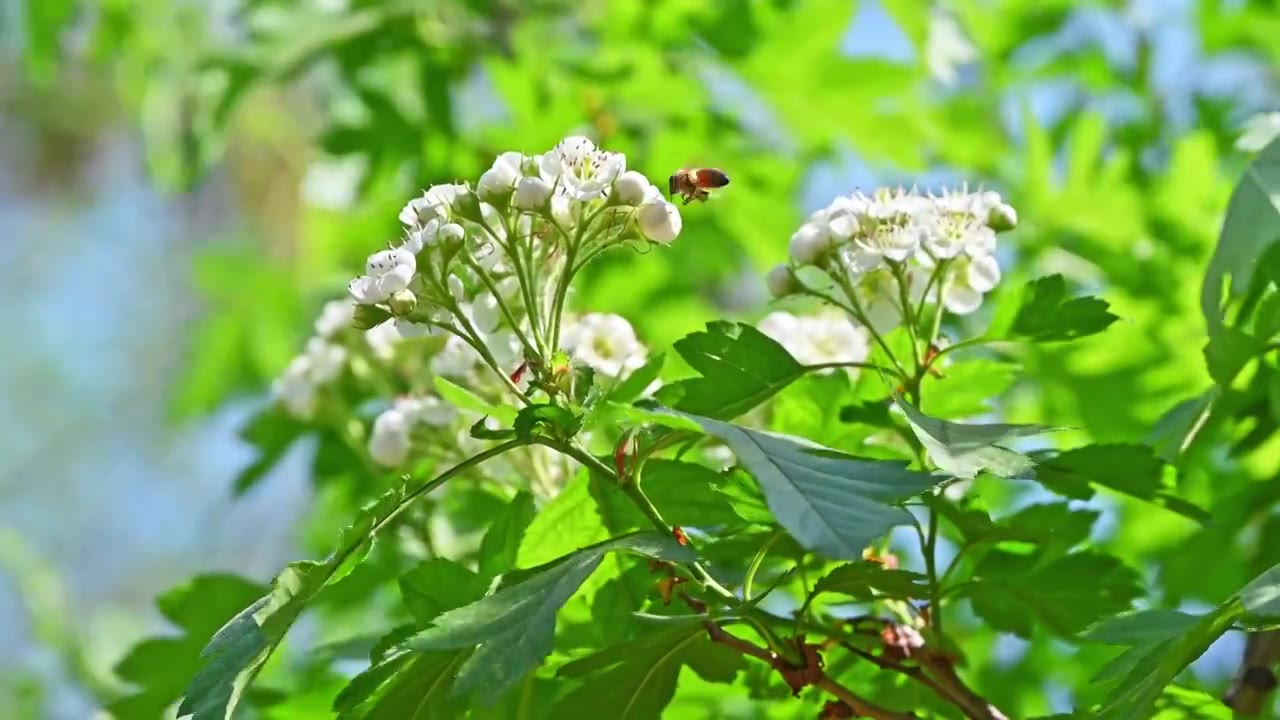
[835,618,1008,720]
[1224,630,1280,715]
[703,621,916,720]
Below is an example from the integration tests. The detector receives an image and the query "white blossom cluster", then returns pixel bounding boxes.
[768,187,1017,331]
[757,310,869,371]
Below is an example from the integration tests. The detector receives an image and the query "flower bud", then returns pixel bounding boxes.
[389,288,418,317]
[986,203,1018,232]
[613,171,650,206]
[451,188,485,223]
[514,176,553,210]
[369,409,412,467]
[766,264,797,299]
[637,199,682,245]
[438,222,466,246]
[352,303,393,330]
[788,224,830,265]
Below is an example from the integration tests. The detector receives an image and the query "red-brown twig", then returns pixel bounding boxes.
[702,621,916,720]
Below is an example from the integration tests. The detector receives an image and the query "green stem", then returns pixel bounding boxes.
[832,277,911,379]
[889,261,923,374]
[924,506,942,635]
[742,529,784,601]
[500,212,550,360]
[448,310,532,404]
[804,361,902,376]
[463,255,541,364]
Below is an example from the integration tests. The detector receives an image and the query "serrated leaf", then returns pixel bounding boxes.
[1081,609,1201,647]
[1033,444,1211,524]
[408,533,697,701]
[990,274,1119,342]
[551,620,747,719]
[513,403,582,440]
[106,575,267,719]
[894,395,1063,479]
[479,491,537,577]
[604,352,666,404]
[1240,563,1280,624]
[433,376,517,425]
[655,321,806,420]
[919,359,1020,419]
[400,559,490,625]
[180,458,495,719]
[641,460,754,530]
[964,550,1143,638]
[334,649,469,720]
[812,562,929,602]
[1202,136,1280,340]
[652,409,941,560]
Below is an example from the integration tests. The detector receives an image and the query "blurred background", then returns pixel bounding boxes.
[2,0,1279,717]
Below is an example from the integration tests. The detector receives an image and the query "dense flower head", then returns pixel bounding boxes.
[778,185,1017,329]
[757,310,869,371]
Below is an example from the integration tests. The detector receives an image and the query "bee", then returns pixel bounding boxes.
[668,167,731,205]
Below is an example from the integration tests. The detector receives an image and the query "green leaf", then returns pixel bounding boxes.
[894,395,1063,479]
[656,321,806,420]
[1081,609,1202,647]
[106,575,268,720]
[434,376,517,425]
[400,560,490,625]
[233,408,309,495]
[1240,563,1280,626]
[517,473,612,569]
[641,460,754,530]
[513,403,582,440]
[552,620,747,719]
[1202,136,1280,340]
[963,550,1144,637]
[919,359,1020,419]
[334,648,469,720]
[180,464,479,719]
[1033,444,1212,524]
[604,352,666,404]
[478,491,537,577]
[407,533,697,702]
[353,305,392,330]
[1204,326,1265,385]
[812,562,930,602]
[654,409,941,560]
[990,274,1119,342]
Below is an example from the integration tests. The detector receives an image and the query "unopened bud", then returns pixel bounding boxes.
[438,222,466,246]
[352,303,392,330]
[766,264,797,299]
[451,188,485,223]
[514,176,553,210]
[637,199,682,245]
[987,203,1018,232]
[613,171,650,206]
[389,289,418,317]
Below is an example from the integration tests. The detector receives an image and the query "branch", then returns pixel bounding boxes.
[702,621,916,720]
[1224,630,1280,715]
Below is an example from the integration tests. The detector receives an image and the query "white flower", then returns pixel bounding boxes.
[766,264,795,298]
[514,176,553,210]
[394,395,457,428]
[758,311,869,369]
[637,197,682,244]
[942,254,1001,314]
[551,194,576,227]
[613,171,651,206]
[431,335,480,378]
[399,184,465,228]
[365,321,401,360]
[468,294,503,334]
[304,338,347,383]
[925,9,976,87]
[478,151,525,199]
[369,408,412,466]
[540,135,626,200]
[349,248,416,304]
[1237,111,1280,152]
[438,222,466,246]
[405,219,440,254]
[314,299,355,338]
[271,356,319,419]
[789,223,832,265]
[561,313,648,378]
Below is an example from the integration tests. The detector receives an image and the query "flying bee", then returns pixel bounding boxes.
[668,167,730,205]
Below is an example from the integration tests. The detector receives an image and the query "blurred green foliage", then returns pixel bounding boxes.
[11,0,1280,717]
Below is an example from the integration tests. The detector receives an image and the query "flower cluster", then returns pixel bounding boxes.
[757,310,869,371]
[769,187,1017,331]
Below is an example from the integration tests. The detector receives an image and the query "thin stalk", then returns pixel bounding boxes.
[449,309,531,404]
[889,261,923,373]
[463,255,541,363]
[742,529,784,601]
